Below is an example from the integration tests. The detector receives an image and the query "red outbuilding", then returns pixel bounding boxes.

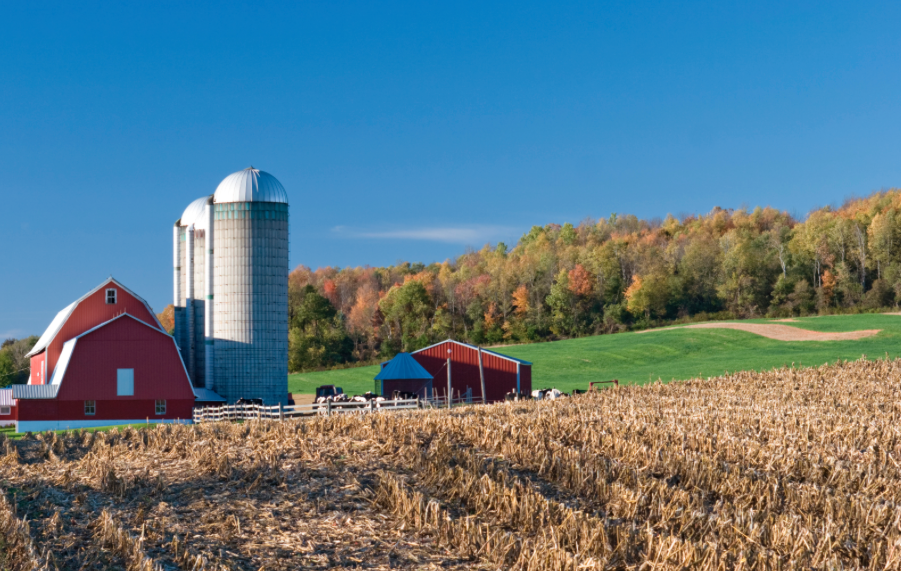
[15,278,200,432]
[0,390,17,428]
[408,340,532,403]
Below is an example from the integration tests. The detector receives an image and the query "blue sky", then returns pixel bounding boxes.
[3,1,901,337]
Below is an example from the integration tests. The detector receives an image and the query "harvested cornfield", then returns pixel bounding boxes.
[4,358,901,569]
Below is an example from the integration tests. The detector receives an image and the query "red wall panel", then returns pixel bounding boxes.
[29,353,46,385]
[55,316,194,402]
[17,399,193,421]
[412,341,531,402]
[45,281,161,382]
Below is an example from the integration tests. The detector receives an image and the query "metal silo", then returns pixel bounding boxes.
[173,167,288,405]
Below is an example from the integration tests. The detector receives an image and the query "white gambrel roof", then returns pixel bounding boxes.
[26,278,165,358]
[213,167,288,204]
[179,195,212,229]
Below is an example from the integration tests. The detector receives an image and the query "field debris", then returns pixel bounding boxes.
[3,357,901,568]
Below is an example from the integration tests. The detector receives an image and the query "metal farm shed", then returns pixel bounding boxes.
[410,340,531,403]
[374,352,434,399]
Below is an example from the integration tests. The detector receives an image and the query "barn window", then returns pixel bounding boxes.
[117,369,134,396]
[84,401,96,415]
[106,288,117,304]
[155,400,166,415]
[0,407,9,415]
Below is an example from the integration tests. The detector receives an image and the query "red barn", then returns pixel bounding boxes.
[410,340,531,403]
[16,278,199,432]
[0,390,16,428]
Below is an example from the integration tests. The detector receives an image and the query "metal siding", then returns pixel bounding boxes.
[45,282,161,384]
[411,341,524,403]
[212,204,288,405]
[54,316,195,404]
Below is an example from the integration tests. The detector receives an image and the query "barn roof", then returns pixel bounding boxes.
[193,388,227,402]
[0,389,14,406]
[27,277,165,358]
[412,339,532,366]
[375,353,434,381]
[13,384,59,399]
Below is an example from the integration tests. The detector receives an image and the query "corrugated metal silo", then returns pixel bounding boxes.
[174,168,288,404]
[212,168,288,405]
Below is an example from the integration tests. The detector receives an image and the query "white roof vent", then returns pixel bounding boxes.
[213,167,288,204]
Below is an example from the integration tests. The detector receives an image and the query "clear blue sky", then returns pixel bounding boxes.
[3,1,901,338]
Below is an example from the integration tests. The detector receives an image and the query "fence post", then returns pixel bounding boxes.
[327,399,332,417]
[370,399,375,414]
[279,403,284,421]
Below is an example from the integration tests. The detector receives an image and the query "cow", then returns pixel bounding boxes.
[505,390,529,402]
[392,390,419,401]
[531,389,551,400]
[532,388,566,400]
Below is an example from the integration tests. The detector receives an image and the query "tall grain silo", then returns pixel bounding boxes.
[173,167,289,405]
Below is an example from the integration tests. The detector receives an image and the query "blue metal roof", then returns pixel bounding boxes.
[374,353,434,381]
[193,388,227,402]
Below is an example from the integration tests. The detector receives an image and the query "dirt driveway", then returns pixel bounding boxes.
[671,322,881,341]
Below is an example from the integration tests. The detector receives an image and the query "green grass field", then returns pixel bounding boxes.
[288,314,901,394]
[0,422,168,440]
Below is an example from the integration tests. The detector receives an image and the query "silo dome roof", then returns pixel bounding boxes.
[213,167,288,204]
[179,195,212,229]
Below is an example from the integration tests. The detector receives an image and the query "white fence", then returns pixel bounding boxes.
[193,398,421,423]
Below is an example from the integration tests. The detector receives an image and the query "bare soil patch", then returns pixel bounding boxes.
[680,322,880,341]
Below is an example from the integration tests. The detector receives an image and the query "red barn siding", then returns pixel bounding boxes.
[412,341,531,403]
[46,282,160,384]
[55,316,193,406]
[17,399,193,422]
[0,404,16,427]
[29,352,46,385]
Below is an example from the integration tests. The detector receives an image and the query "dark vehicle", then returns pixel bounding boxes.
[316,385,344,399]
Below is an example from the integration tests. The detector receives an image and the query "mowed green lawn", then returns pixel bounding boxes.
[288,314,901,395]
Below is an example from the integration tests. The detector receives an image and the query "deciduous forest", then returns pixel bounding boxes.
[156,191,901,373]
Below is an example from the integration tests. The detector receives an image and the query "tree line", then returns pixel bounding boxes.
[285,190,901,371]
[0,337,37,387]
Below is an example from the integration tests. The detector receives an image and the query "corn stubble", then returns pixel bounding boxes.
[3,358,901,569]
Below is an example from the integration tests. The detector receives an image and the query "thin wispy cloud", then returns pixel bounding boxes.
[332,225,516,245]
[0,330,26,340]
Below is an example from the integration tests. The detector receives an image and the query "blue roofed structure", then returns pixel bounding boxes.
[374,353,434,399]
[375,353,433,381]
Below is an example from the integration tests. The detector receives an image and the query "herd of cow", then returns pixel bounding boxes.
[505,388,586,401]
[311,388,586,410]
[314,390,420,406]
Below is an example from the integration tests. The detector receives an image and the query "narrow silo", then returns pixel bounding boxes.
[173,195,211,388]
[211,167,289,405]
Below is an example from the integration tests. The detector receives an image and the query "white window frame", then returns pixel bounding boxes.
[84,401,96,415]
[0,406,10,415]
[155,399,166,415]
[117,369,134,396]
[105,288,117,304]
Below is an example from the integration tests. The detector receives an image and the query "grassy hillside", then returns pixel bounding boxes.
[288,314,901,395]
